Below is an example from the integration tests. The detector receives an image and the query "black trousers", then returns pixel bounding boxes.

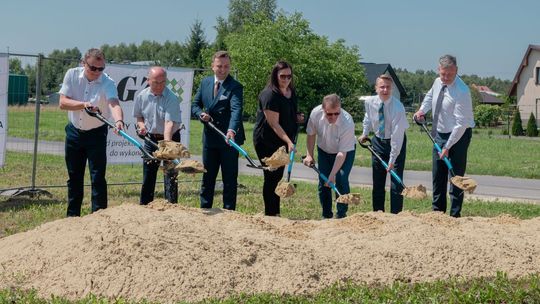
[255,143,285,216]
[432,128,472,217]
[371,135,407,214]
[140,131,181,205]
[200,144,239,210]
[64,123,108,217]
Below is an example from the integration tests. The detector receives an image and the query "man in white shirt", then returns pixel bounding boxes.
[414,55,475,217]
[303,94,356,219]
[359,74,409,214]
[59,48,124,217]
[133,67,182,205]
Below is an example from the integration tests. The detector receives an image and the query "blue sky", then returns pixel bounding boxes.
[1,0,538,80]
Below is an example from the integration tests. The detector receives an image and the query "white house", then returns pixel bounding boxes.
[508,44,540,124]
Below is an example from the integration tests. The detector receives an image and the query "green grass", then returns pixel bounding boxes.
[1,273,539,303]
[7,105,540,179]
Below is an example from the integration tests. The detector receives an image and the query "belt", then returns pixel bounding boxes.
[375,136,391,143]
[149,133,164,140]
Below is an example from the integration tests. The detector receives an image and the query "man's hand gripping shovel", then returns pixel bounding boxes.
[413,115,477,193]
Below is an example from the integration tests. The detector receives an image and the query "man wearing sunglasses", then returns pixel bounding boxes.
[59,48,124,217]
[303,94,356,219]
[359,74,409,214]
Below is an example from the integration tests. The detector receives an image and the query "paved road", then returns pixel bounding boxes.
[6,137,540,203]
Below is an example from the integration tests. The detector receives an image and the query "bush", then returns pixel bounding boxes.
[526,112,539,137]
[474,104,502,127]
[511,109,523,136]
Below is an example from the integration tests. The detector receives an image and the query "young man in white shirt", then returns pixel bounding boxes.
[359,74,409,214]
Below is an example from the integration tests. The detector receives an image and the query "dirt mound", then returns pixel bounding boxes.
[0,202,539,303]
[336,193,362,205]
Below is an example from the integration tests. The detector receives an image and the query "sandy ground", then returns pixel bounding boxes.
[0,200,539,303]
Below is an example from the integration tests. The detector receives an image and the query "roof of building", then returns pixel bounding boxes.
[479,91,504,104]
[360,63,408,98]
[508,44,540,96]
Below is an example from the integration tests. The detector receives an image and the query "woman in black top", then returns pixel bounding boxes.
[253,61,304,216]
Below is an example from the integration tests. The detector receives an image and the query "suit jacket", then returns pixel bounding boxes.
[191,74,245,148]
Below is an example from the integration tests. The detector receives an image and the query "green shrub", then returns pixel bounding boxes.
[511,109,523,136]
[526,112,539,137]
[474,104,502,127]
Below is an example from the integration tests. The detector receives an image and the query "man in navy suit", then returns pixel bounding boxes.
[191,51,245,210]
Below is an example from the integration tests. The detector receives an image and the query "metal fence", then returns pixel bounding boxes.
[1,53,215,198]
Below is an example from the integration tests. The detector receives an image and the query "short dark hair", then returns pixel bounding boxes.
[212,50,231,62]
[266,60,295,93]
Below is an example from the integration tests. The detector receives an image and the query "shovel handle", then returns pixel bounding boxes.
[301,156,342,196]
[413,114,455,174]
[357,137,406,188]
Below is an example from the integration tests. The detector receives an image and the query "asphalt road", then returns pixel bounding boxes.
[6,137,540,203]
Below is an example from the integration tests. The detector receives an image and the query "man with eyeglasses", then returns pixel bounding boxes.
[359,74,409,214]
[303,94,356,219]
[133,66,182,205]
[59,48,124,217]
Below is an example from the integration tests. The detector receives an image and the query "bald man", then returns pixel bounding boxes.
[133,66,182,205]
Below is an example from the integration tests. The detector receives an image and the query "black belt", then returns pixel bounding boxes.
[149,133,164,140]
[375,136,391,143]
[70,122,106,133]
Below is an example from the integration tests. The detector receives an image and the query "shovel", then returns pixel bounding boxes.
[203,117,264,170]
[275,126,300,198]
[302,157,362,205]
[413,115,477,193]
[85,107,156,161]
[358,137,427,199]
[135,129,206,174]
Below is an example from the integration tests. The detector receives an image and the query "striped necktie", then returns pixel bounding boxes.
[378,102,385,138]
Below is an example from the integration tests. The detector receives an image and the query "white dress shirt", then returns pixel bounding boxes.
[306,105,356,154]
[59,67,118,130]
[419,75,475,149]
[362,95,409,165]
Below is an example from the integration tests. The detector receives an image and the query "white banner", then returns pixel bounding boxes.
[104,64,194,164]
[0,53,8,168]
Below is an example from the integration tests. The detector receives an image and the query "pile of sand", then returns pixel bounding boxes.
[0,201,538,303]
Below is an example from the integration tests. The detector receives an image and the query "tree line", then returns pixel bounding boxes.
[7,0,515,124]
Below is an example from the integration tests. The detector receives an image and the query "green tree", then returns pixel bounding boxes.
[225,13,369,119]
[214,0,277,50]
[511,108,524,136]
[42,48,81,95]
[526,112,538,137]
[9,58,25,75]
[183,19,209,68]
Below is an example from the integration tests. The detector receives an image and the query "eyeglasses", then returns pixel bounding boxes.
[279,74,292,80]
[325,112,340,117]
[86,62,105,72]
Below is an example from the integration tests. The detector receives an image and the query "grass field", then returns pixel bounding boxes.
[7,105,540,179]
[3,106,540,303]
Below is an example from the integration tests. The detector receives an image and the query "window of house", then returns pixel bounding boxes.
[537,67,540,85]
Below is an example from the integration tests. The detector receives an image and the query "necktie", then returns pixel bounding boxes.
[378,102,385,138]
[213,81,220,98]
[431,85,447,137]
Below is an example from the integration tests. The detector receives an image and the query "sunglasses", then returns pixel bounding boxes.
[279,74,292,80]
[86,62,105,72]
[325,112,340,117]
